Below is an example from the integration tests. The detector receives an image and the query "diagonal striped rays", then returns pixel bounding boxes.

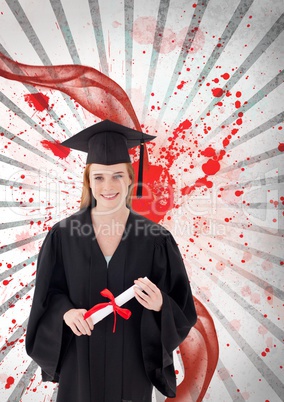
[0,91,59,143]
[4,0,85,128]
[49,0,82,65]
[216,359,247,402]
[124,0,134,96]
[203,292,284,400]
[225,111,284,153]
[0,279,35,316]
[0,219,42,230]
[0,318,28,362]
[88,0,109,76]
[0,0,283,401]
[198,69,284,146]
[0,154,40,173]
[141,0,171,121]
[0,124,69,169]
[208,218,284,237]
[193,13,284,129]
[174,0,279,127]
[0,233,45,255]
[0,45,82,137]
[5,361,38,401]
[155,0,210,130]
[0,255,38,282]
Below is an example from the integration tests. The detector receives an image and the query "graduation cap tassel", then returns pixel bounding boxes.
[136,139,145,198]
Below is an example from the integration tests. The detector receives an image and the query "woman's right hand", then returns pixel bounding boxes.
[63,308,94,336]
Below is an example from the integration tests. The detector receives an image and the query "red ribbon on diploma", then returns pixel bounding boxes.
[84,288,132,333]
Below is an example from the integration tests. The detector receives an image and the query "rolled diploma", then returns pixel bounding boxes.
[89,277,146,325]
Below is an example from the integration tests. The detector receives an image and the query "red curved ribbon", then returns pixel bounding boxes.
[0,52,141,130]
[84,288,132,333]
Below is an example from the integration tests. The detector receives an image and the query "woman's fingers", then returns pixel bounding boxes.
[134,278,163,312]
[70,323,82,337]
[63,278,163,336]
[85,316,94,331]
[75,316,91,336]
[63,308,93,336]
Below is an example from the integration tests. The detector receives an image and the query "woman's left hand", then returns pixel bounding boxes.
[134,277,163,312]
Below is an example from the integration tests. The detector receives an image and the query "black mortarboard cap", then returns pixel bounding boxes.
[61,119,155,197]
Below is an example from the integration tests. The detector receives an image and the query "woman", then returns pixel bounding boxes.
[25,120,197,402]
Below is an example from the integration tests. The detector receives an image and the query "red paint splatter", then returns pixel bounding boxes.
[181,185,194,196]
[196,177,213,189]
[173,119,192,135]
[261,348,270,357]
[5,376,15,389]
[161,119,192,169]
[200,147,216,158]
[41,140,71,159]
[235,190,243,197]
[278,143,284,152]
[222,137,230,147]
[131,121,194,221]
[24,93,50,111]
[132,162,175,223]
[202,159,220,175]
[221,73,230,80]
[181,177,213,195]
[212,88,224,98]
[177,80,187,90]
[3,279,13,286]
[181,146,225,196]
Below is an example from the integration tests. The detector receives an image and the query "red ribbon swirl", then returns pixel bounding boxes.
[84,288,132,333]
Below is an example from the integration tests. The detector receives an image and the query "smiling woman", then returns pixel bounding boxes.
[80,163,135,210]
[25,120,197,402]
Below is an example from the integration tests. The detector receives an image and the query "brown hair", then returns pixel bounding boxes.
[80,163,135,209]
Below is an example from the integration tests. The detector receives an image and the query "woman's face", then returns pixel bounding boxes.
[89,163,132,213]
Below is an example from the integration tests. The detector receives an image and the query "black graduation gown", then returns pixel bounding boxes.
[25,207,197,402]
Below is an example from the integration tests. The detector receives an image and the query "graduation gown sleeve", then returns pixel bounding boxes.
[141,231,197,397]
[25,225,74,381]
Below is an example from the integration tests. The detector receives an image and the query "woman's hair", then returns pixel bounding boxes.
[80,163,135,209]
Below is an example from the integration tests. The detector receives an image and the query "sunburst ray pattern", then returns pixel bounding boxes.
[0,0,283,401]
